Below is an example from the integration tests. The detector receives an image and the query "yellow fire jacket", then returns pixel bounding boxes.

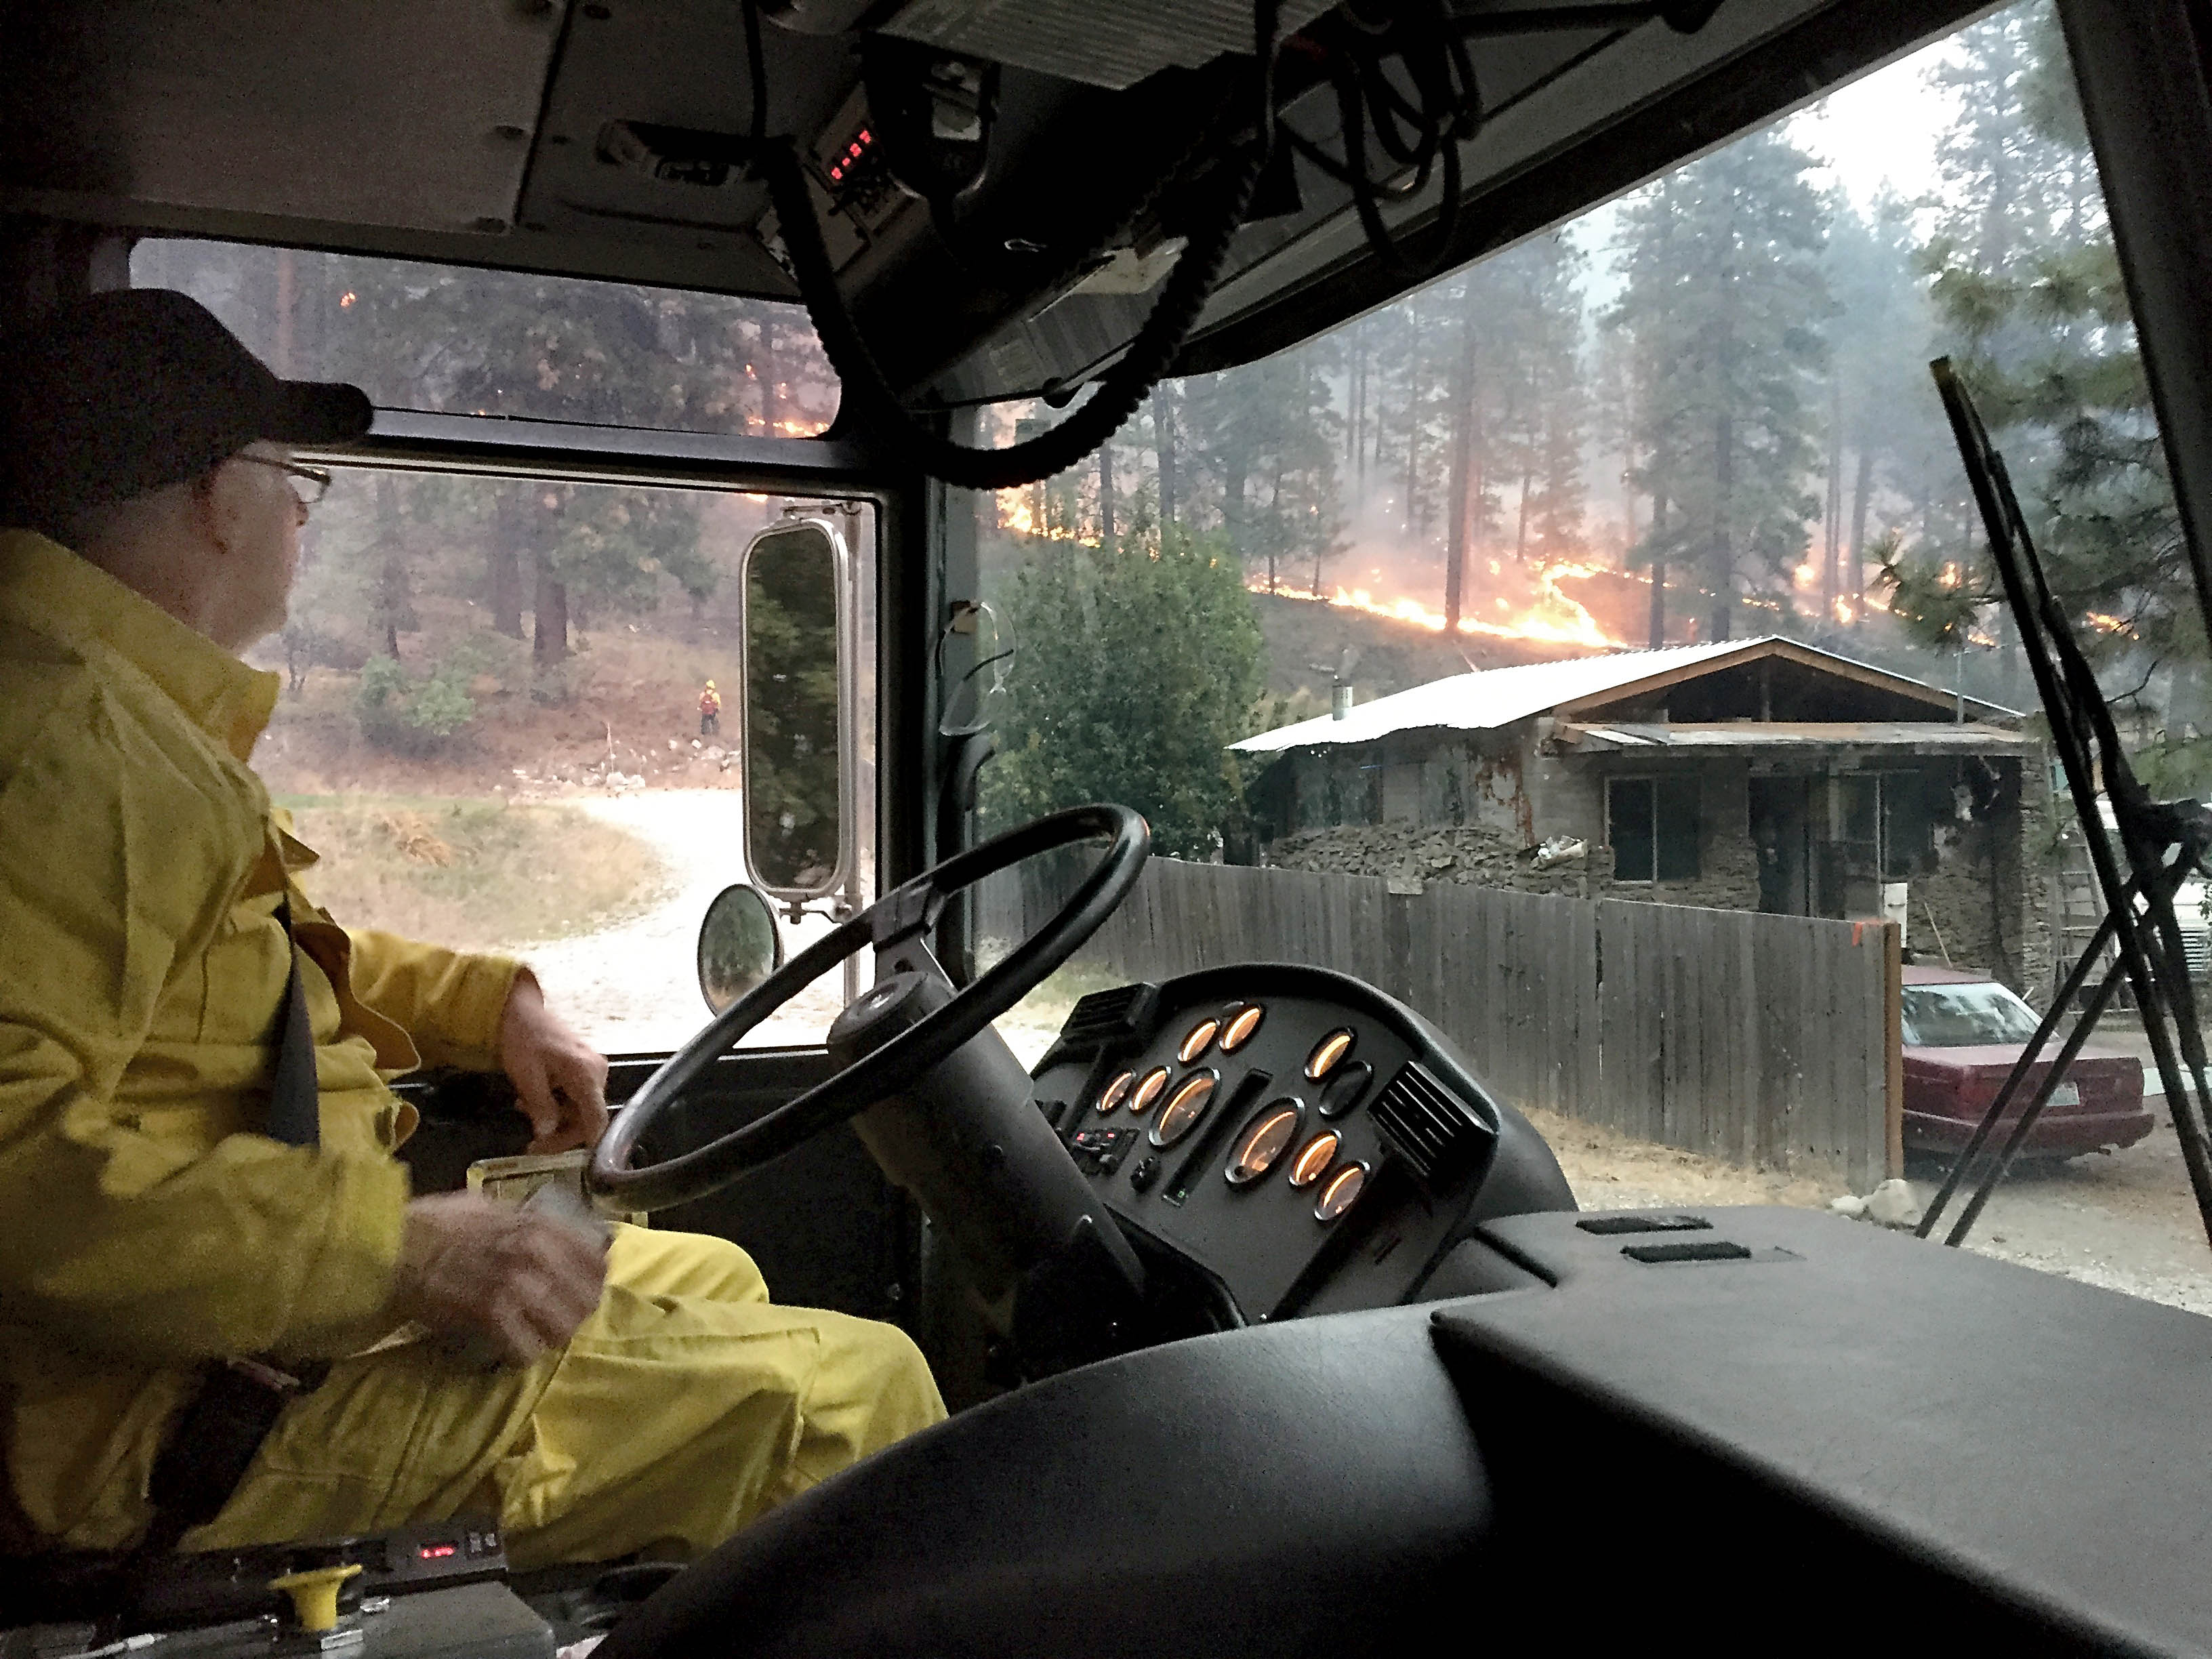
[0,530,525,1548]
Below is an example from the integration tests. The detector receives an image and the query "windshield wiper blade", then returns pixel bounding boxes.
[1927,359,2212,1250]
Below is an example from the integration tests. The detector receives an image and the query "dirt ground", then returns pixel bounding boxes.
[252,607,750,801]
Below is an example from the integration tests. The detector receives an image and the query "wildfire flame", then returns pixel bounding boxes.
[996,497,1096,545]
[994,490,1623,649]
[745,413,831,438]
[1256,567,1622,651]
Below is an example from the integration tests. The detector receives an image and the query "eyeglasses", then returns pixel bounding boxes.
[233,455,333,508]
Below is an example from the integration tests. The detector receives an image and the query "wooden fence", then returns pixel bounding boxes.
[983,853,1902,1189]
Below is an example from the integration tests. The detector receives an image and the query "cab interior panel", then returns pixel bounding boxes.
[5,0,2212,1655]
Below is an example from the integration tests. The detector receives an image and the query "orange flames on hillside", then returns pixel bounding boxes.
[1255,562,1624,652]
[994,492,1629,650]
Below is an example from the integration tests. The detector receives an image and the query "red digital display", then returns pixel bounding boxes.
[827,128,874,185]
[419,1543,458,1559]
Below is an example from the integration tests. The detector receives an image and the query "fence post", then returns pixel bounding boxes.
[1883,918,1905,1180]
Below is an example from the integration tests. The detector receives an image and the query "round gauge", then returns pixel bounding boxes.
[1128,1066,1171,1115]
[1225,1101,1303,1186]
[1177,1018,1221,1065]
[1150,1070,1218,1147]
[1218,1003,1265,1053]
[1287,1130,1340,1189]
[1305,1028,1356,1081]
[1318,1061,1374,1119]
[1314,1161,1370,1222]
[1094,1070,1136,1115]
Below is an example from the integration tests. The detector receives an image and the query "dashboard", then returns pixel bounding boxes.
[1026,963,1574,1325]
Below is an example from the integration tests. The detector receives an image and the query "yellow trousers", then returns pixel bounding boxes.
[184,1227,945,1568]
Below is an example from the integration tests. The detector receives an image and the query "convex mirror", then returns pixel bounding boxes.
[697,883,785,1014]
[740,516,851,899]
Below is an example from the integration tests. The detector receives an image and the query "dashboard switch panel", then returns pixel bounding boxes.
[1369,1061,1492,1186]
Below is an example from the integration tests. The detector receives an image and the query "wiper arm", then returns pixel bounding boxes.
[1922,359,2212,1250]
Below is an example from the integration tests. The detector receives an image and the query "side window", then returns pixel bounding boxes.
[1654,775,1702,881]
[132,239,838,436]
[1608,776,1701,883]
[1607,778,1656,882]
[218,462,874,1057]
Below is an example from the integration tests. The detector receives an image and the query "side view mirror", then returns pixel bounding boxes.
[739,515,853,901]
[697,883,786,1014]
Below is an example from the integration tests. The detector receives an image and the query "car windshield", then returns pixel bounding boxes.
[1900,983,2045,1046]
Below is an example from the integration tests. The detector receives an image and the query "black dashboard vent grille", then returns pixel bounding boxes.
[1370,1063,1491,1187]
[1052,983,1159,1056]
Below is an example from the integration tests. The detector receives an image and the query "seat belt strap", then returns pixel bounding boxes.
[262,893,320,1149]
[134,894,328,1557]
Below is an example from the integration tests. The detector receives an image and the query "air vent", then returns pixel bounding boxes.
[1622,1240,1753,1265]
[1578,1214,1711,1237]
[1370,1062,1492,1187]
[1044,983,1160,1063]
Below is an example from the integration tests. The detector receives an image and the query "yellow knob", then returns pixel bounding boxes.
[268,1563,363,1633]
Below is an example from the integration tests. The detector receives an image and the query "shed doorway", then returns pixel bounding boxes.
[1751,777,1814,916]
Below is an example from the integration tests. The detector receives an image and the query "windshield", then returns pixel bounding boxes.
[971,0,2207,1317]
[1900,984,2045,1046]
[131,240,838,437]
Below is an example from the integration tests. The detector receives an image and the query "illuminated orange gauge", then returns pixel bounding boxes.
[1151,1071,1218,1148]
[1178,1018,1221,1065]
[1094,1070,1136,1115]
[1226,1102,1303,1186]
[1305,1028,1356,1081]
[1287,1131,1340,1189]
[1219,1004,1265,1053]
[1128,1066,1172,1115]
[1315,1162,1370,1223]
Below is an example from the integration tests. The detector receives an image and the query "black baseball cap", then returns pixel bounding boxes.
[0,288,372,530]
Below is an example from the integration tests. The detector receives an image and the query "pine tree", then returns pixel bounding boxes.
[982,526,1266,859]
[1889,0,2201,757]
[1820,194,1953,632]
[1608,126,1833,640]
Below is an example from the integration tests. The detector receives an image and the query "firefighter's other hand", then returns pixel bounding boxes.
[498,970,611,1153]
[392,1193,608,1364]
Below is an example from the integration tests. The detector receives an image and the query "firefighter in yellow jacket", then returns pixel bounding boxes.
[0,291,943,1568]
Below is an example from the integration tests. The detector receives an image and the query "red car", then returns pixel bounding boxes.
[1901,966,2152,1159]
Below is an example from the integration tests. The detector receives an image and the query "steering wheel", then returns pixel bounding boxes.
[590,804,1150,1214]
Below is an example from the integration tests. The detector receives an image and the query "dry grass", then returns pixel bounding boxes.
[1518,1104,1845,1212]
[281,796,671,953]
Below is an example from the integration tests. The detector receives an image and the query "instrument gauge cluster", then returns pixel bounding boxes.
[1034,968,1502,1323]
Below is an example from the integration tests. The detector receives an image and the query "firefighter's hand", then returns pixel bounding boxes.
[497,970,611,1153]
[391,1193,608,1364]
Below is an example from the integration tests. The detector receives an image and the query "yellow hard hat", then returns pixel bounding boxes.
[705,680,716,689]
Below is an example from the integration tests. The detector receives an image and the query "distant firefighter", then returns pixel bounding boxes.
[699,678,722,737]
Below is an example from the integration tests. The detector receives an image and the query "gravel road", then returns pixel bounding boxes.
[520,790,851,1057]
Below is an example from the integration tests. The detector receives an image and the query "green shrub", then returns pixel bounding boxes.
[408,663,476,738]
[355,655,477,754]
